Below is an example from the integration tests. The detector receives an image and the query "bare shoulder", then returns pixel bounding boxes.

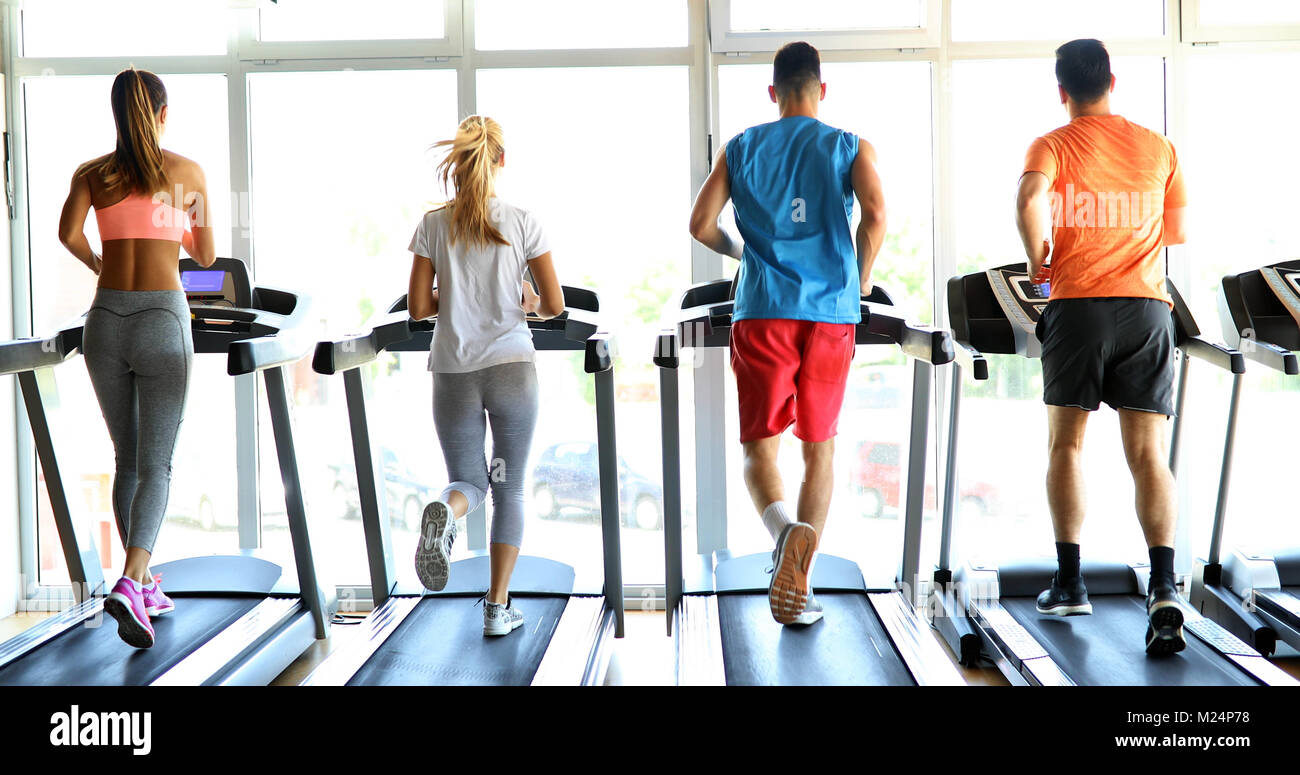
[163,150,206,185]
[856,138,878,164]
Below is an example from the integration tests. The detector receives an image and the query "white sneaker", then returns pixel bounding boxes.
[788,595,824,627]
[415,501,457,591]
[483,597,525,636]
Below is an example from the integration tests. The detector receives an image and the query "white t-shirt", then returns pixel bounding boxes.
[408,198,550,373]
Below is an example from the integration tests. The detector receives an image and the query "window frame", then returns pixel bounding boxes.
[709,0,942,53]
[1181,0,1300,44]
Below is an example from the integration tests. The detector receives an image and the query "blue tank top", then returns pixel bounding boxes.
[726,116,861,324]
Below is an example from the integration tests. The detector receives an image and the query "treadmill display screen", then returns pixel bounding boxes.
[182,270,225,293]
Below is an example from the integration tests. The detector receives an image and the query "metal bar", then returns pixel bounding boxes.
[18,369,103,601]
[262,366,328,639]
[660,364,683,636]
[900,359,932,603]
[343,367,394,606]
[1168,352,1190,472]
[235,372,260,551]
[1208,372,1244,566]
[593,368,624,638]
[937,362,962,573]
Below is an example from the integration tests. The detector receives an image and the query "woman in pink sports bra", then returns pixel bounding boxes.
[57,68,216,649]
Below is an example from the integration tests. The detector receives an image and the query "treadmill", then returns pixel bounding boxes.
[655,277,966,685]
[1189,259,1300,657]
[933,262,1297,686]
[0,257,330,686]
[303,286,624,686]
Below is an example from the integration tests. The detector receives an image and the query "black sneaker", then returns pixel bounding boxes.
[1145,582,1186,657]
[1035,572,1093,616]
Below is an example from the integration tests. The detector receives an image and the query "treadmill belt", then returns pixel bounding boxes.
[718,592,915,686]
[1003,596,1257,686]
[1254,587,1300,630]
[0,596,261,686]
[348,596,569,686]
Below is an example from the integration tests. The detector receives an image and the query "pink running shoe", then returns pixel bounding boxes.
[143,576,175,617]
[105,577,155,649]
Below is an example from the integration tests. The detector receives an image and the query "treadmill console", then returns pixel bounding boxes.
[180,257,255,333]
[1261,265,1300,329]
[985,267,1047,357]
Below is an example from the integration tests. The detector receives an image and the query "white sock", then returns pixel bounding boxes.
[123,577,142,592]
[143,578,157,590]
[761,501,794,541]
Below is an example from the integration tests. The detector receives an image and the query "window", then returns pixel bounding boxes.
[22,73,234,582]
[717,61,937,584]
[1178,53,1300,559]
[728,0,922,31]
[1198,0,1300,25]
[21,0,228,58]
[711,0,936,51]
[478,65,691,586]
[248,69,458,586]
[950,0,1166,41]
[259,0,447,42]
[475,0,687,50]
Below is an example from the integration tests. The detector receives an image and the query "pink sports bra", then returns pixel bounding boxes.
[94,194,189,242]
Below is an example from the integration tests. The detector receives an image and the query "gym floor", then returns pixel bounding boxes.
[4,607,1294,685]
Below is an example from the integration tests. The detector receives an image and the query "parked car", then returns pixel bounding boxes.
[850,440,1001,521]
[531,441,663,530]
[328,447,440,532]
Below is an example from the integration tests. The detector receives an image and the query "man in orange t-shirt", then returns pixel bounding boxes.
[1015,38,1190,656]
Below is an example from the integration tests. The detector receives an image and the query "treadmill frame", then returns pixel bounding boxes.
[656,278,966,686]
[302,286,624,687]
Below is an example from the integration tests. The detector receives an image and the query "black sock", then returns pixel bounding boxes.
[1056,542,1081,583]
[1149,546,1176,590]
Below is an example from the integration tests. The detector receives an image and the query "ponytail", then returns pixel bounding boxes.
[433,115,508,248]
[88,68,168,195]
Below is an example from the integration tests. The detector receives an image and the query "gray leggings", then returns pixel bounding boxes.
[83,289,193,555]
[432,361,538,548]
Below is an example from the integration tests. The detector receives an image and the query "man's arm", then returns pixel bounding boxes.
[1016,171,1052,279]
[688,147,743,260]
[850,139,886,295]
[1162,207,1187,247]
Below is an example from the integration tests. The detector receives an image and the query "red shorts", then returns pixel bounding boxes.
[730,319,855,443]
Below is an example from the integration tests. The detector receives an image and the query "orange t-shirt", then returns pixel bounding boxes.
[1023,114,1187,306]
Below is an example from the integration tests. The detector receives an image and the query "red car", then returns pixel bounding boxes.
[851,440,1000,520]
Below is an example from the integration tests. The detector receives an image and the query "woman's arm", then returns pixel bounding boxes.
[182,161,216,267]
[58,171,101,275]
[408,254,439,320]
[526,252,564,320]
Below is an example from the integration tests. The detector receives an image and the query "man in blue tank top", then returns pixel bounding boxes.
[689,42,887,627]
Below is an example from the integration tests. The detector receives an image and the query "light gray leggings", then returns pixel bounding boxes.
[432,361,539,548]
[83,289,193,555]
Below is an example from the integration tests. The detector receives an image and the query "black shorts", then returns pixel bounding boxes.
[1036,297,1177,416]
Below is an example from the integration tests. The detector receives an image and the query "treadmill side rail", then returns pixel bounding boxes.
[531,595,614,686]
[299,596,422,687]
[969,599,1076,687]
[151,597,303,686]
[868,592,965,686]
[0,598,104,671]
[674,594,726,687]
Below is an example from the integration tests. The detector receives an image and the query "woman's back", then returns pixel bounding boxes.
[411,198,549,372]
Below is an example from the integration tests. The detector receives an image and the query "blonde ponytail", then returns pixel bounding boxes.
[88,68,168,195]
[433,115,509,248]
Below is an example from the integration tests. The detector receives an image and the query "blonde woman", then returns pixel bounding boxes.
[407,116,563,636]
[58,68,216,648]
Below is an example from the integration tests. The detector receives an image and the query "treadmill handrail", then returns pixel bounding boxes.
[225,286,316,376]
[951,340,989,381]
[0,319,84,376]
[862,301,956,366]
[312,312,414,375]
[1181,335,1246,375]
